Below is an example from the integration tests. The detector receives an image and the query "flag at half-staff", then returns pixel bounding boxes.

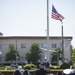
[51,5,65,23]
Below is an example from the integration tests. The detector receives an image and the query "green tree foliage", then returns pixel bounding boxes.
[5,44,19,63]
[71,48,75,62]
[51,48,62,65]
[26,43,42,63]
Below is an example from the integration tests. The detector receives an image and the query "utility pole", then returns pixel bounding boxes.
[61,25,64,62]
[15,38,17,65]
[47,0,50,61]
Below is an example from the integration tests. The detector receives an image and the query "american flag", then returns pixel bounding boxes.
[51,5,65,22]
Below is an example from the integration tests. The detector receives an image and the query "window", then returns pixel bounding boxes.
[51,44,57,48]
[39,44,47,48]
[40,44,44,48]
[0,44,2,49]
[0,44,7,49]
[3,44,7,49]
[0,57,2,62]
[21,44,26,49]
[44,44,47,48]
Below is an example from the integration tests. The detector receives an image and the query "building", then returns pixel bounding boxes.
[0,33,72,64]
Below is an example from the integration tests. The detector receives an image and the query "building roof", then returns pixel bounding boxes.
[0,36,72,40]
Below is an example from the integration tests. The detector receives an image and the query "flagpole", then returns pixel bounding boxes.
[61,24,64,62]
[51,5,65,62]
[47,0,50,61]
[16,38,17,65]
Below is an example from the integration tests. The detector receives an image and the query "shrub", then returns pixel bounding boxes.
[60,62,70,69]
[71,64,75,69]
[25,64,36,68]
[24,65,31,70]
[29,64,36,68]
[6,67,16,70]
[50,66,55,69]
[50,66,60,69]
[68,61,73,65]
[51,62,57,65]
[54,66,60,69]
[24,64,36,70]
[0,67,6,70]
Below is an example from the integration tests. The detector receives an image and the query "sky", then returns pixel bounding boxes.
[0,0,75,48]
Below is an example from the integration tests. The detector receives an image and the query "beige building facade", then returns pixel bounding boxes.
[0,34,72,64]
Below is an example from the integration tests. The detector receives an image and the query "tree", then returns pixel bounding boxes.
[51,48,62,65]
[5,44,19,63]
[26,43,42,63]
[71,48,75,63]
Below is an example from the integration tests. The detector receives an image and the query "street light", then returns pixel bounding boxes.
[40,48,59,65]
[0,51,2,65]
[15,38,17,65]
[0,51,2,54]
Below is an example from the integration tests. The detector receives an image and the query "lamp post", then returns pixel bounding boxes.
[15,38,17,65]
[0,51,2,65]
[0,51,2,54]
[61,25,64,62]
[40,48,59,65]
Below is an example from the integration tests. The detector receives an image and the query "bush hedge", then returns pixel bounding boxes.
[50,66,60,69]
[60,62,70,69]
[24,66,31,70]
[24,64,36,70]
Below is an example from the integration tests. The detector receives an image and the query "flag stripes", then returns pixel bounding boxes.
[51,5,64,22]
